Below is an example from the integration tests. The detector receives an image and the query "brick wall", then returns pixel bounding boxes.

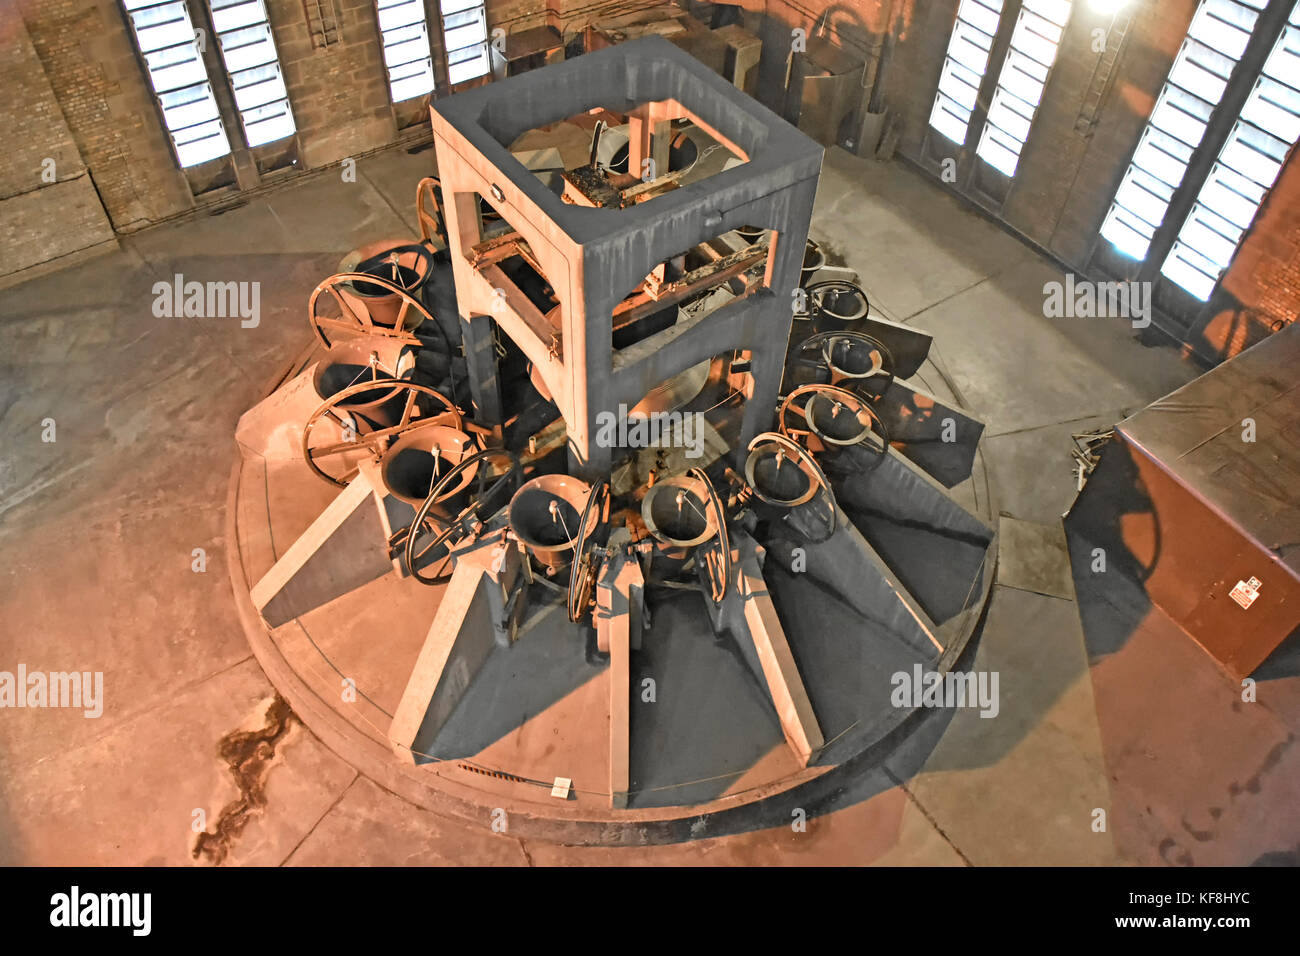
[0,2,114,278]
[267,0,396,168]
[1196,150,1300,358]
[18,0,196,231]
[9,0,1295,348]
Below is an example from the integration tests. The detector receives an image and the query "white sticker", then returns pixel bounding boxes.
[1229,578,1260,610]
[551,776,572,799]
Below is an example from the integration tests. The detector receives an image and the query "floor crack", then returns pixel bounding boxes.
[192,694,297,865]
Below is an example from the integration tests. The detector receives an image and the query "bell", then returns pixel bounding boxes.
[507,475,592,571]
[641,474,717,548]
[378,426,477,518]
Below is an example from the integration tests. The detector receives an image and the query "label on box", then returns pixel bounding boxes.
[1229,577,1261,610]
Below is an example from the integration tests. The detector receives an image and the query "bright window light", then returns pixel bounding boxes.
[929,0,1005,145]
[1162,4,1300,299]
[440,0,490,86]
[977,0,1073,176]
[123,0,230,167]
[378,0,435,101]
[207,0,296,147]
[1100,0,1267,260]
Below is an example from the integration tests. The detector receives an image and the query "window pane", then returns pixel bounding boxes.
[379,0,425,31]
[975,2,1071,177]
[441,0,489,84]
[448,46,490,84]
[391,66,435,101]
[378,1,439,97]
[927,0,1006,145]
[938,59,983,110]
[1102,0,1267,262]
[1160,5,1300,298]
[211,0,264,32]
[205,0,295,147]
[1101,204,1155,260]
[930,95,973,144]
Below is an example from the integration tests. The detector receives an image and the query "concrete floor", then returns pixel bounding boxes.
[1,143,1293,865]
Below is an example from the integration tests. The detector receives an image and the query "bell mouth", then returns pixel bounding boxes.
[508,475,592,567]
[668,132,698,174]
[311,341,408,426]
[807,393,873,445]
[752,454,813,505]
[642,476,717,548]
[826,338,881,378]
[379,426,477,509]
[817,287,869,322]
[352,263,421,298]
[605,127,700,177]
[744,441,820,508]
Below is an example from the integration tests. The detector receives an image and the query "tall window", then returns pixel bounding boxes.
[930,0,1005,146]
[1162,4,1300,299]
[377,0,436,101]
[976,0,1072,177]
[1099,0,1267,261]
[123,0,231,167]
[440,0,490,86]
[207,0,296,147]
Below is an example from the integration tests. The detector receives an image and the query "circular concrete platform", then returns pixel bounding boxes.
[227,321,998,845]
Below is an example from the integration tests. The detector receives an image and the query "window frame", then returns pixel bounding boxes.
[122,0,232,169]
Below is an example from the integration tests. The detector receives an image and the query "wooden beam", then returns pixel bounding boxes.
[388,532,520,763]
[613,245,766,328]
[251,469,393,628]
[595,549,643,808]
[735,543,824,767]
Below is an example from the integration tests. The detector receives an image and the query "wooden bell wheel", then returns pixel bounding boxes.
[403,448,523,586]
[744,431,838,544]
[415,177,446,247]
[567,478,611,623]
[307,272,433,350]
[687,467,731,605]
[779,383,890,453]
[301,379,462,487]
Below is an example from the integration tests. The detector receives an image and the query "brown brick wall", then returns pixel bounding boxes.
[11,0,1294,347]
[0,1,114,279]
[0,2,81,198]
[18,0,196,230]
[267,0,396,168]
[1200,151,1300,357]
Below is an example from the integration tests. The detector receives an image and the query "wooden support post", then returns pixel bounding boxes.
[607,623,631,810]
[733,543,824,767]
[460,312,504,425]
[251,466,396,628]
[388,530,521,764]
[595,545,643,808]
